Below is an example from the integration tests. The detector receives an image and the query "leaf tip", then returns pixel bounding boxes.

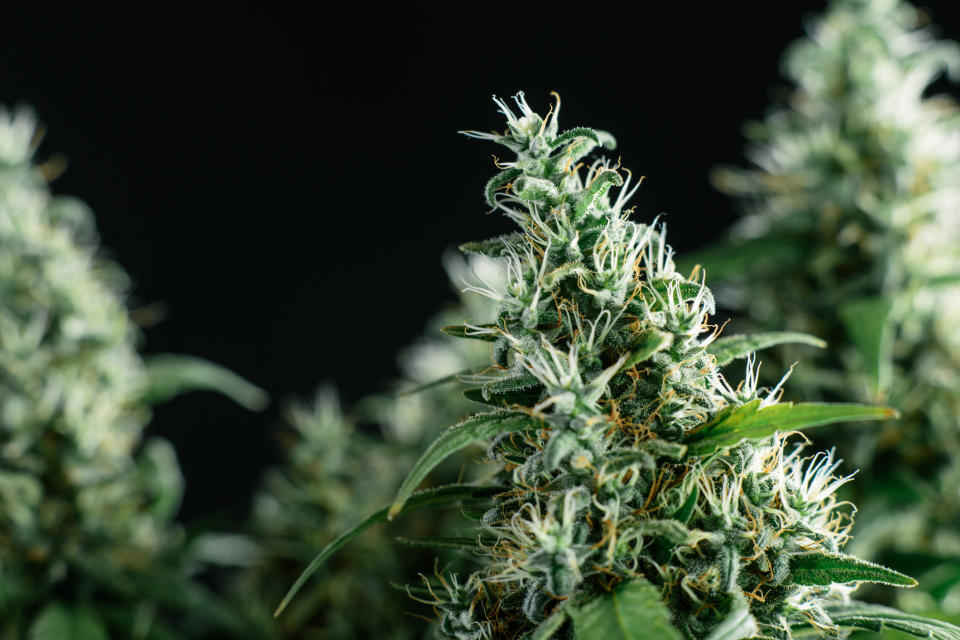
[386,503,403,521]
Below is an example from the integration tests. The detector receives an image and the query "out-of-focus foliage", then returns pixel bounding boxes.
[232,256,498,638]
[0,108,264,639]
[275,93,956,639]
[679,0,960,622]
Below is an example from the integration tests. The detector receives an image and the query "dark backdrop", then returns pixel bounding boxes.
[4,2,959,523]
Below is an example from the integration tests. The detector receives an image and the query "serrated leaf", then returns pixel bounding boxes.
[29,604,108,640]
[567,578,681,640]
[485,168,522,208]
[388,412,532,519]
[789,552,917,587]
[274,484,504,617]
[141,354,268,411]
[708,332,826,366]
[684,399,897,457]
[839,296,894,397]
[803,602,960,640]
[624,329,673,369]
[441,324,499,342]
[573,169,624,221]
[704,596,758,640]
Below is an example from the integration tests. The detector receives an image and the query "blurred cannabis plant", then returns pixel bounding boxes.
[680,0,960,618]
[0,108,265,638]
[232,255,497,638]
[276,93,960,639]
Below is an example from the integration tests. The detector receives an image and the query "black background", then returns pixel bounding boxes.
[4,2,959,523]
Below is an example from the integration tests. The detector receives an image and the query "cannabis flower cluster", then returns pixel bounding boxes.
[687,0,960,601]
[0,107,264,637]
[279,93,960,639]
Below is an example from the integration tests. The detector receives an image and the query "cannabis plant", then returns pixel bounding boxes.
[680,0,960,617]
[0,107,265,638]
[231,255,497,638]
[276,92,960,639]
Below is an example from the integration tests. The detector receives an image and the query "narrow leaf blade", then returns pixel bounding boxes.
[839,296,894,397]
[789,552,917,587]
[624,329,673,369]
[685,400,897,457]
[388,411,530,519]
[704,597,758,640]
[531,604,569,640]
[274,484,503,618]
[441,324,499,342]
[709,332,826,367]
[141,354,268,411]
[805,602,960,640]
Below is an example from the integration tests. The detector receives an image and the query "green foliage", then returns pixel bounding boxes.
[707,331,825,367]
[683,399,897,456]
[0,107,263,637]
[278,92,960,639]
[681,0,960,616]
[810,603,960,639]
[566,579,681,640]
[235,253,502,638]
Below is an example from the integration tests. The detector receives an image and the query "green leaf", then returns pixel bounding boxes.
[674,234,807,282]
[542,262,584,290]
[397,366,487,397]
[395,536,488,552]
[624,329,673,369]
[684,399,897,457]
[274,484,504,618]
[29,604,108,640]
[708,332,826,366]
[573,169,623,221]
[803,602,960,640]
[839,296,894,397]
[441,324,499,342]
[704,597,757,640]
[549,127,601,150]
[530,604,569,640]
[789,552,917,587]
[567,578,681,640]
[515,176,561,204]
[388,411,532,519]
[485,168,522,208]
[141,354,268,411]
[672,483,699,524]
[459,233,521,258]
[70,555,255,639]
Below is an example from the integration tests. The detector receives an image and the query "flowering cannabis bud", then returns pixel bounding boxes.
[278,93,960,639]
[682,0,960,615]
[0,108,265,637]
